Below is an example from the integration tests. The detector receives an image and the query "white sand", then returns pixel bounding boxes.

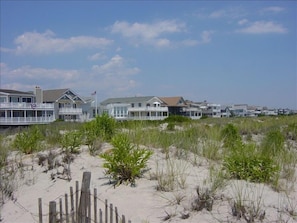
[1,145,297,223]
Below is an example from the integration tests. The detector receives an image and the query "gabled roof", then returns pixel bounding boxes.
[100,96,156,106]
[0,89,34,96]
[159,96,186,107]
[43,88,86,103]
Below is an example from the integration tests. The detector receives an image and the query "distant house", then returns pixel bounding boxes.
[159,97,187,116]
[0,88,55,126]
[100,96,168,121]
[41,88,87,122]
[230,104,248,117]
[198,101,221,118]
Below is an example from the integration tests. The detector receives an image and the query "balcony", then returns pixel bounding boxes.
[59,107,82,115]
[0,102,54,110]
[0,116,55,126]
[128,106,168,112]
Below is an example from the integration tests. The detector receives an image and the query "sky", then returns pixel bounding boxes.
[0,1,296,109]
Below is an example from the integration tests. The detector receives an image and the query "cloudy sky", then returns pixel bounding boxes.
[0,1,296,109]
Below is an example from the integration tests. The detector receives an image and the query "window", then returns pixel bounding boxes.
[131,103,134,107]
[138,103,141,107]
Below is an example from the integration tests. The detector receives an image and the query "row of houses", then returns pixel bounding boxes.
[0,87,294,126]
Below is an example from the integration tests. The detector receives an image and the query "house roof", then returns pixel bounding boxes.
[0,89,34,96]
[43,89,69,102]
[159,96,186,107]
[42,88,86,103]
[100,96,156,105]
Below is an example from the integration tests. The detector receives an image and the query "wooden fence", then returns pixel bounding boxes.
[38,172,132,223]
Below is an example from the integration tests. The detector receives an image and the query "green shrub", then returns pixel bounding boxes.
[95,113,117,141]
[164,115,190,123]
[60,131,82,154]
[100,134,153,185]
[223,143,279,183]
[13,126,43,154]
[221,123,242,149]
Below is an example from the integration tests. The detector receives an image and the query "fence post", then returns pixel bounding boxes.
[110,203,113,223]
[78,171,91,223]
[38,198,43,223]
[94,188,97,223]
[70,186,75,222]
[76,181,79,222]
[105,199,108,223]
[59,198,63,222]
[65,193,69,223]
[49,201,56,223]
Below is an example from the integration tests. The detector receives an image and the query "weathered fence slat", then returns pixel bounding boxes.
[38,198,43,223]
[99,208,103,223]
[59,198,63,222]
[70,186,75,222]
[94,188,98,223]
[65,193,69,223]
[115,207,119,223]
[49,201,56,223]
[105,199,108,223]
[78,171,91,223]
[76,180,79,222]
[110,203,113,223]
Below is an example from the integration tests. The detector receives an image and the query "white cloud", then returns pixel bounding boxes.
[88,53,106,61]
[11,30,113,55]
[261,6,285,14]
[1,63,82,91]
[110,20,185,47]
[236,21,287,34]
[1,56,140,96]
[209,7,246,19]
[238,19,249,25]
[92,54,140,76]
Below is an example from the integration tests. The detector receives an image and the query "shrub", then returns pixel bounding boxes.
[100,134,153,186]
[13,126,43,154]
[164,115,190,123]
[223,143,279,183]
[60,131,82,154]
[95,113,117,141]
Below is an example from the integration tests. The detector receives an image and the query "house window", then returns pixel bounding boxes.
[146,103,150,107]
[138,103,141,107]
[131,103,134,108]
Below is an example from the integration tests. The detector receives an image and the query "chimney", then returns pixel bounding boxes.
[35,86,43,103]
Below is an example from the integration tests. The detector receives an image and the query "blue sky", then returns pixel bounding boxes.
[1,1,296,109]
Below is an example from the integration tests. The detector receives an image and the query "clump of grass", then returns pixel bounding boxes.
[230,181,266,222]
[153,158,188,192]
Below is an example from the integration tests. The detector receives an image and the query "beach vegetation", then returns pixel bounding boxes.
[100,134,153,186]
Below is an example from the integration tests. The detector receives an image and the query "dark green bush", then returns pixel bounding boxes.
[100,134,153,185]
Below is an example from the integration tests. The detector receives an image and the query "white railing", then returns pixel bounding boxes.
[128,107,168,112]
[127,116,168,121]
[0,116,55,125]
[59,108,82,115]
[0,102,54,109]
